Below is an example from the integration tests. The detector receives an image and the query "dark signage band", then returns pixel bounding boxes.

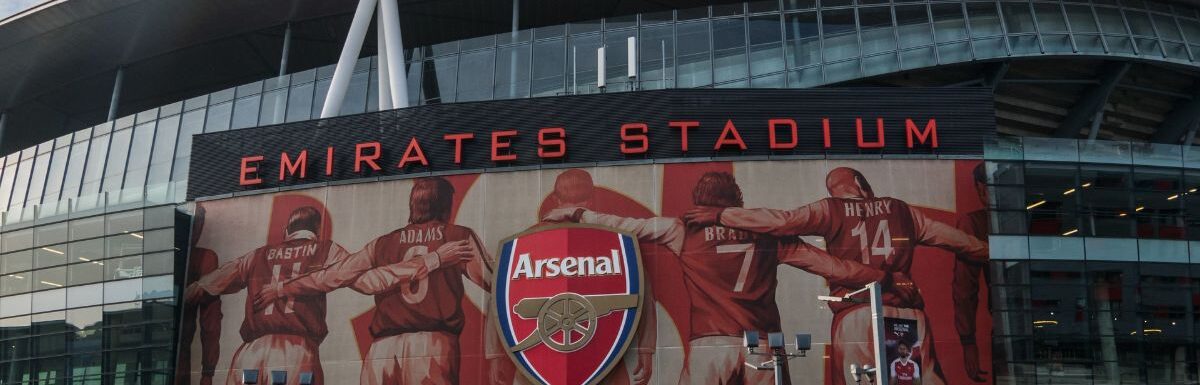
[188,88,995,199]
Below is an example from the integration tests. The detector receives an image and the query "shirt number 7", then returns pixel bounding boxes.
[717,243,756,293]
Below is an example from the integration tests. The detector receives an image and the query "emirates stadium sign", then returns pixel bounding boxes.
[186,88,994,199]
[494,225,644,385]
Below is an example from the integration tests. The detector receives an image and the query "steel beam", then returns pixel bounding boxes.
[379,0,408,108]
[1151,86,1200,143]
[107,67,125,121]
[1054,62,1130,138]
[321,0,378,118]
[279,23,292,77]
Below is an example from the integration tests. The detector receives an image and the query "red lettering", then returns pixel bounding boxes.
[538,127,566,158]
[397,138,429,168]
[492,130,518,162]
[906,118,938,148]
[324,147,334,176]
[355,142,382,172]
[713,120,747,150]
[239,156,264,186]
[669,121,699,152]
[444,133,474,164]
[856,118,885,149]
[279,150,307,180]
[768,119,798,150]
[822,118,832,148]
[620,123,649,154]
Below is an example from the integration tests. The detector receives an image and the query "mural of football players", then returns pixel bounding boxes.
[177,205,221,385]
[953,163,990,382]
[184,206,351,385]
[536,168,657,385]
[544,171,896,385]
[683,167,989,385]
[254,177,490,385]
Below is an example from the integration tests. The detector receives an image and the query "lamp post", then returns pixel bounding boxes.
[818,281,887,385]
[743,330,811,385]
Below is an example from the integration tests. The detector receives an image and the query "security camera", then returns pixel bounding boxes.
[743,330,760,349]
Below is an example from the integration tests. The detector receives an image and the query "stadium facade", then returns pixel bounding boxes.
[1,0,1200,384]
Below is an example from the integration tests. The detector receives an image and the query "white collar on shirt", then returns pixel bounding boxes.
[286,230,317,241]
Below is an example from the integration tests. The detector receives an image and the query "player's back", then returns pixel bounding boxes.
[368,221,473,338]
[822,196,918,274]
[240,237,335,343]
[680,222,782,339]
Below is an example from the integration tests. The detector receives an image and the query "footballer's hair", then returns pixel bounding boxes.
[693,171,744,208]
[286,206,322,234]
[553,169,595,205]
[410,177,455,224]
[973,162,987,184]
[826,167,875,199]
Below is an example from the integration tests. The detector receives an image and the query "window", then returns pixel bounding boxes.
[676,21,713,88]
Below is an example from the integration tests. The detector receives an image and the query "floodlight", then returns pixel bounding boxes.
[743,330,760,348]
[794,334,811,351]
[767,332,784,349]
[241,369,259,384]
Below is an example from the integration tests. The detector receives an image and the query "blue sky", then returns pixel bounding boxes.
[0,0,46,20]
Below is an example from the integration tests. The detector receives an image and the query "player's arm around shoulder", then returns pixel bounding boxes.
[709,199,832,237]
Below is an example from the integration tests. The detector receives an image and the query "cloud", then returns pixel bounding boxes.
[0,0,47,20]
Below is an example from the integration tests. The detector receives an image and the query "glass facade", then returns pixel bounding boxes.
[986,137,1200,384]
[0,204,179,385]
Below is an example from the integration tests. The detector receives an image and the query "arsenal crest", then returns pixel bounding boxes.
[493,224,644,385]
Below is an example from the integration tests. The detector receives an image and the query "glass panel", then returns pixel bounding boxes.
[32,267,66,292]
[896,5,933,49]
[713,18,748,84]
[41,142,68,204]
[968,2,1005,37]
[146,115,179,186]
[142,229,171,253]
[171,108,205,182]
[938,41,972,63]
[494,44,531,99]
[786,12,821,68]
[566,34,601,94]
[639,26,674,90]
[823,8,860,62]
[932,3,968,43]
[601,29,636,92]
[748,15,784,76]
[69,238,104,265]
[1152,15,1182,41]
[1033,3,1069,33]
[100,129,132,192]
[68,260,103,286]
[203,101,232,133]
[259,88,287,125]
[69,217,104,241]
[1138,239,1188,262]
[677,21,713,88]
[105,255,142,281]
[457,51,495,102]
[859,7,897,55]
[1124,10,1155,36]
[58,141,88,200]
[8,158,31,208]
[106,233,142,259]
[122,121,155,189]
[423,57,459,103]
[102,278,141,304]
[285,82,315,123]
[34,245,67,269]
[1,272,31,296]
[1028,236,1085,259]
[990,235,1030,260]
[22,151,49,207]
[1064,5,1099,33]
[339,69,369,116]
[1094,7,1128,35]
[1002,3,1036,34]
[230,95,261,129]
[106,210,142,235]
[1084,237,1138,260]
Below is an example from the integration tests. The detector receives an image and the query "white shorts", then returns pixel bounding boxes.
[361,331,459,385]
[224,334,320,385]
[830,306,942,385]
[678,336,773,385]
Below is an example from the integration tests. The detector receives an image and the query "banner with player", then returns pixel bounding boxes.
[178,159,991,385]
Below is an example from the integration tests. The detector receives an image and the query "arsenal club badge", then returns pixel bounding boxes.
[493,224,644,385]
